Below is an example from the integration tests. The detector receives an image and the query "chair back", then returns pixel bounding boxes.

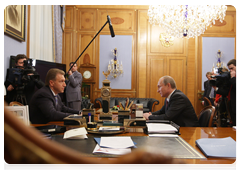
[203,97,212,106]
[198,106,215,127]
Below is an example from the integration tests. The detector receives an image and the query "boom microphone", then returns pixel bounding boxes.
[107,15,115,37]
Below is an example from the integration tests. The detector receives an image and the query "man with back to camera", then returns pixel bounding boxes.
[66,62,82,110]
[201,72,215,106]
[143,76,199,127]
[29,68,80,124]
[4,54,44,105]
[227,59,236,126]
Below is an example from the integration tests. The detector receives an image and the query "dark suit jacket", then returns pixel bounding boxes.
[29,86,79,124]
[66,70,82,102]
[203,80,215,106]
[229,76,236,126]
[149,90,199,127]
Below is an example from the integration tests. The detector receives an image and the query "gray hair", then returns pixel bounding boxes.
[162,76,177,89]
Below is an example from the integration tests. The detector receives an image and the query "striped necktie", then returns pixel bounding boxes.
[54,95,58,106]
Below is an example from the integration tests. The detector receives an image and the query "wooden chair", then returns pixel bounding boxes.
[4,103,184,164]
[203,97,212,106]
[9,101,24,106]
[198,106,215,127]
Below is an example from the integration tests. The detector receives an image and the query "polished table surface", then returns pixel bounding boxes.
[32,119,236,164]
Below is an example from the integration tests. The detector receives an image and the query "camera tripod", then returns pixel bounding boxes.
[12,86,27,105]
[213,96,231,127]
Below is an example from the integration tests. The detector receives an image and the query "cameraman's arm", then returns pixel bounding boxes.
[229,76,236,88]
[34,79,45,89]
[29,73,45,89]
[7,84,14,91]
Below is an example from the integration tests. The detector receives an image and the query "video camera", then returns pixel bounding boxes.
[209,67,231,97]
[7,59,40,89]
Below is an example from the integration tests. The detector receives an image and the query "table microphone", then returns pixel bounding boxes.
[107,15,115,37]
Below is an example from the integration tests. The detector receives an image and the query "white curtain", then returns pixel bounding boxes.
[30,5,53,62]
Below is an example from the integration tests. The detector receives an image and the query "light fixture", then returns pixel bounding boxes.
[107,48,123,78]
[148,5,227,38]
[212,50,226,72]
[159,33,174,47]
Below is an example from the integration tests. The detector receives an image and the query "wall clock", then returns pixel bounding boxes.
[83,70,92,79]
[80,63,96,83]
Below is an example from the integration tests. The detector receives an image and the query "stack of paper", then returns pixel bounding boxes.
[93,136,135,155]
[63,127,88,139]
[146,123,178,137]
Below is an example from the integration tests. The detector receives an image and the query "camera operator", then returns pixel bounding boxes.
[4,54,44,105]
[227,59,236,126]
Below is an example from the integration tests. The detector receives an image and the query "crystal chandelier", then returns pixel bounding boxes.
[212,50,226,72]
[148,5,227,38]
[107,48,123,78]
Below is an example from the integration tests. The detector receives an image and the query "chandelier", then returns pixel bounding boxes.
[148,5,227,38]
[159,33,174,47]
[107,48,123,78]
[212,50,226,72]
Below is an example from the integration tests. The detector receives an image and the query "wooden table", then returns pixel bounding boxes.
[32,120,236,164]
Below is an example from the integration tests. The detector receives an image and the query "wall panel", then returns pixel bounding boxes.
[77,9,97,31]
[148,57,166,111]
[76,33,96,65]
[98,10,136,33]
[205,11,236,34]
[62,31,74,66]
[167,57,186,94]
[149,25,186,55]
[65,6,75,30]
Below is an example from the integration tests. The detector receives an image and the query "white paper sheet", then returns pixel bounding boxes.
[99,127,120,131]
[100,136,135,149]
[93,144,131,155]
[148,134,179,137]
[147,123,178,133]
[63,127,88,139]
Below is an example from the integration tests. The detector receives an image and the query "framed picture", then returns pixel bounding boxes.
[5,105,30,126]
[4,5,26,41]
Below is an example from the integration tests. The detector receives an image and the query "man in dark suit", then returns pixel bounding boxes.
[202,72,215,106]
[227,59,236,126]
[29,68,79,124]
[66,62,82,110]
[143,76,199,127]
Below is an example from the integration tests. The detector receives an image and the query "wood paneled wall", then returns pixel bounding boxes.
[63,5,236,114]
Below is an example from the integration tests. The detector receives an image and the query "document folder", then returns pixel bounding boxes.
[195,137,236,158]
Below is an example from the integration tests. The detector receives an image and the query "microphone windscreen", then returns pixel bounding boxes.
[107,15,115,37]
[109,25,115,37]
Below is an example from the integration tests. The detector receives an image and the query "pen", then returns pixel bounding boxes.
[88,113,91,122]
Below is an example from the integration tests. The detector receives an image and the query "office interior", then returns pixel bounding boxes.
[4,5,236,115]
[3,5,237,167]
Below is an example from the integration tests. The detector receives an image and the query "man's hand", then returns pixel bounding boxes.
[230,70,236,78]
[143,112,152,120]
[68,70,72,76]
[7,85,14,91]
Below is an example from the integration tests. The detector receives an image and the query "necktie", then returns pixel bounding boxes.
[54,95,58,106]
[166,100,169,110]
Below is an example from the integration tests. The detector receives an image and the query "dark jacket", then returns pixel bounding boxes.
[29,86,79,124]
[229,76,236,126]
[149,90,199,127]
